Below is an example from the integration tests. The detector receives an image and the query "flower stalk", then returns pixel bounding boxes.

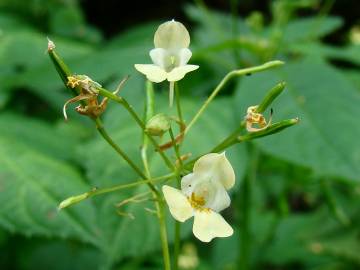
[142,81,171,270]
[169,126,182,270]
[58,173,174,209]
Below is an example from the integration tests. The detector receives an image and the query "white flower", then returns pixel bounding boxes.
[135,20,199,106]
[162,153,235,242]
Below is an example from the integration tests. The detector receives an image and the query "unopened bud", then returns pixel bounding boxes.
[146,113,171,136]
[58,193,89,210]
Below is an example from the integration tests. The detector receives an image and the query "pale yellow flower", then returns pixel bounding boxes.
[162,153,235,242]
[135,20,199,106]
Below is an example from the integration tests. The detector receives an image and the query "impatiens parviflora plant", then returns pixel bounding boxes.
[48,20,298,270]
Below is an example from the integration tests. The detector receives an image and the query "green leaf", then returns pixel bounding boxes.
[288,43,360,67]
[0,135,99,245]
[180,98,248,191]
[0,24,94,108]
[0,113,85,161]
[317,230,360,265]
[106,21,159,49]
[235,58,360,181]
[96,189,166,267]
[282,16,343,43]
[16,36,148,109]
[0,30,93,70]
[344,69,360,92]
[0,91,10,109]
[19,240,101,270]
[49,7,102,43]
[78,105,142,187]
[261,209,338,265]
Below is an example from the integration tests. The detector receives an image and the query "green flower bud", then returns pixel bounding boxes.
[58,193,89,210]
[146,113,171,136]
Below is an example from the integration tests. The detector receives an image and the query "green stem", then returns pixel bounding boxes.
[169,127,182,270]
[59,173,175,209]
[184,118,298,172]
[237,118,299,142]
[169,128,182,167]
[173,216,180,270]
[95,118,148,181]
[47,43,73,89]
[175,83,183,124]
[185,60,284,134]
[210,81,286,153]
[142,81,171,270]
[211,122,245,153]
[97,87,174,170]
[188,81,287,156]
[156,200,172,270]
[193,0,225,40]
[239,144,259,269]
[141,81,155,177]
[90,174,172,197]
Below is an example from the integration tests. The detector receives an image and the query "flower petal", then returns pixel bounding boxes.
[149,48,171,70]
[154,20,190,49]
[178,48,192,66]
[166,65,199,82]
[193,210,233,242]
[162,185,193,222]
[193,152,235,190]
[181,173,202,197]
[134,64,167,83]
[208,185,231,212]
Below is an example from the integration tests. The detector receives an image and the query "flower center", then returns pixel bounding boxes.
[187,181,216,211]
[170,55,176,65]
[163,54,178,72]
[188,192,206,210]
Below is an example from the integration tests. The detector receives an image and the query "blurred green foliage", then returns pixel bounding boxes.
[0,0,360,269]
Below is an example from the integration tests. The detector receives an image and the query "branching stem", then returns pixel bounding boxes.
[185,61,284,134]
